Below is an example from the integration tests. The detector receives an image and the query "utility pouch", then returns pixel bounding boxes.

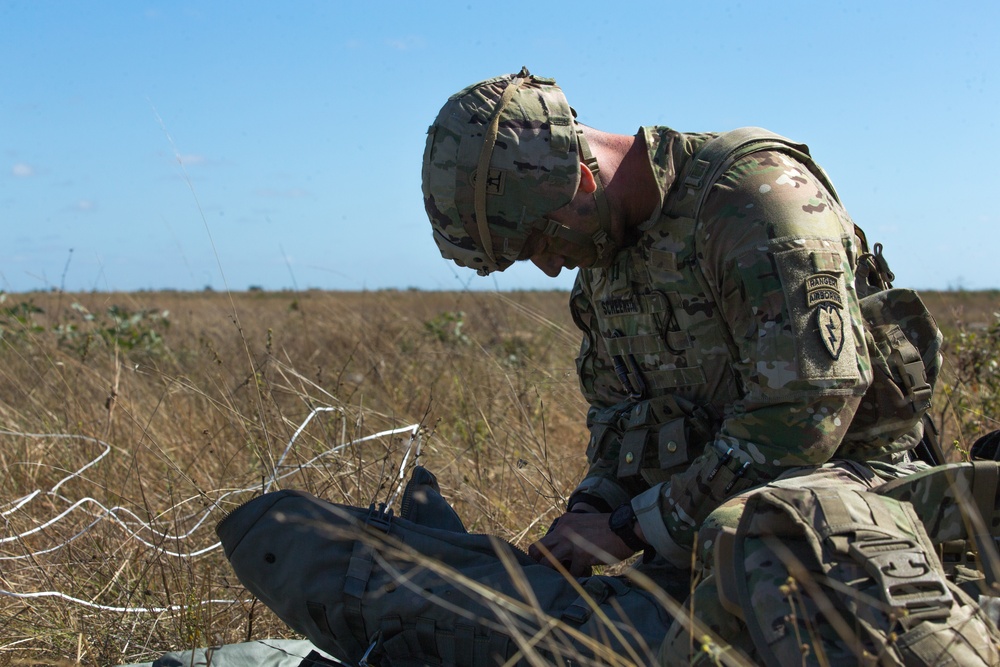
[618,419,690,485]
[585,404,626,462]
[840,288,943,458]
[712,485,1000,667]
[615,397,704,485]
[588,393,716,476]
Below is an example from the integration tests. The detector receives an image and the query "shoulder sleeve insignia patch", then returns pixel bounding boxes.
[816,303,845,359]
[806,272,846,359]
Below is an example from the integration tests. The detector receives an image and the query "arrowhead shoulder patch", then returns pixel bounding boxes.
[816,303,845,359]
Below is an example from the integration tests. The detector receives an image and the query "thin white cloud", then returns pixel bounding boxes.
[74,199,96,212]
[254,187,311,198]
[386,36,424,51]
[176,154,206,166]
[12,163,35,177]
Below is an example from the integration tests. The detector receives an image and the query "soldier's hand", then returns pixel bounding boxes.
[527,512,636,577]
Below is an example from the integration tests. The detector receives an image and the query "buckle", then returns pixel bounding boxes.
[365,503,393,534]
[849,538,953,623]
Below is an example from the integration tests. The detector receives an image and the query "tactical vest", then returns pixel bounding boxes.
[581,128,940,487]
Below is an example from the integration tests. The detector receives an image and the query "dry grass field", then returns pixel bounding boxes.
[0,288,997,665]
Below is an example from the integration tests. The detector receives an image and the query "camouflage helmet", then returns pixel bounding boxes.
[422,67,613,276]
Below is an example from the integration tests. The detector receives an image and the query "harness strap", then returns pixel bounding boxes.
[456,623,476,665]
[576,130,614,262]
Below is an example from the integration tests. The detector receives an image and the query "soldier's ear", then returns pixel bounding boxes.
[578,162,597,195]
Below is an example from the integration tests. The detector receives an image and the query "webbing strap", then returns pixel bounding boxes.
[474,75,526,265]
[815,490,956,629]
[576,130,614,262]
[416,617,438,658]
[604,332,672,356]
[537,216,595,247]
[455,623,476,665]
[343,539,376,649]
[884,324,932,412]
[643,366,708,390]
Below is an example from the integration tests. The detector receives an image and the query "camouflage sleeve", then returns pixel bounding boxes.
[632,150,873,566]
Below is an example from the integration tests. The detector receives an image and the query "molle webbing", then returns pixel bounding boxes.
[882,323,933,412]
[560,577,627,625]
[604,332,684,356]
[876,461,1000,586]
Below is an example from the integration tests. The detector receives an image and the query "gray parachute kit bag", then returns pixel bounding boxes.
[216,467,674,666]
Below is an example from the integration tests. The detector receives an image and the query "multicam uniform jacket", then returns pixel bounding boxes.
[568,126,873,567]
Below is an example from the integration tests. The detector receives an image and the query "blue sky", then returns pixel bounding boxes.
[2,1,998,293]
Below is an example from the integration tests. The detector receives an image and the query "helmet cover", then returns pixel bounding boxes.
[422,68,582,275]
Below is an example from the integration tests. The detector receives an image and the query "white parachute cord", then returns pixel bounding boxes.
[0,411,422,613]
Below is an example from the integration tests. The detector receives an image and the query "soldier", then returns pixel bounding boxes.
[425,65,871,576]
[421,67,998,665]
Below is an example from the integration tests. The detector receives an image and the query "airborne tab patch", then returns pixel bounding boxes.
[805,273,843,308]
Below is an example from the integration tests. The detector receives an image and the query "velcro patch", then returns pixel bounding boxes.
[773,246,858,382]
[473,168,506,196]
[810,251,843,273]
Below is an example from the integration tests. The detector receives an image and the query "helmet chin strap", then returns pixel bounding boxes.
[534,130,616,267]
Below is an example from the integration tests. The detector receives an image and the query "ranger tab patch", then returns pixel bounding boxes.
[806,273,845,359]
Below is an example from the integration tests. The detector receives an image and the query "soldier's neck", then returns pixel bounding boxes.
[591,129,659,237]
